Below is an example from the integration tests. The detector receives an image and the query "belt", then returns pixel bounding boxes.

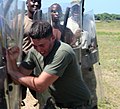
[56,100,91,108]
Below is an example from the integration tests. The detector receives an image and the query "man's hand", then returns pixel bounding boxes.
[7,46,20,62]
[74,28,82,39]
[6,46,20,75]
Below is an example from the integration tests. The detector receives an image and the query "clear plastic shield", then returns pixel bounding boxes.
[0,1,12,108]
[66,0,83,64]
[83,10,103,102]
[81,10,99,68]
[0,0,25,109]
[0,16,9,109]
[82,10,101,108]
[83,10,97,47]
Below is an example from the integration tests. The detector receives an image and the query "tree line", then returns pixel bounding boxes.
[95,13,120,21]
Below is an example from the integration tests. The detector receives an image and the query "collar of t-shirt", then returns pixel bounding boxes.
[43,40,61,66]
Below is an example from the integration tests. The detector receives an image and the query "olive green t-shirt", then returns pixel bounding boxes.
[21,40,91,105]
[43,41,91,104]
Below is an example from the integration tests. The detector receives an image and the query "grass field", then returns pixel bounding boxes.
[95,21,120,109]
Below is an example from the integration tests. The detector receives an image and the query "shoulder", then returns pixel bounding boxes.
[59,24,73,34]
[59,42,74,54]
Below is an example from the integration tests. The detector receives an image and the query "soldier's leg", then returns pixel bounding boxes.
[81,66,98,109]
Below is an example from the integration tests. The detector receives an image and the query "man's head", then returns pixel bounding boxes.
[29,21,56,57]
[49,3,62,23]
[71,4,80,17]
[26,0,41,14]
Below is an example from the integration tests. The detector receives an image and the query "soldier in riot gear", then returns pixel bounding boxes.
[49,3,76,47]
[67,1,98,109]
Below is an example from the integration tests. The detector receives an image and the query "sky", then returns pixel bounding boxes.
[84,0,120,14]
[40,0,120,14]
[12,0,120,14]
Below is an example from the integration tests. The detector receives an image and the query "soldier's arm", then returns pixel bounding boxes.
[64,27,77,46]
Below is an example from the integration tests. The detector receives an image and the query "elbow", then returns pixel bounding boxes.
[35,85,47,93]
[33,77,47,93]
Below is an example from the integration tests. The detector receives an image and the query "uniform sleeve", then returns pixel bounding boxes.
[43,50,72,77]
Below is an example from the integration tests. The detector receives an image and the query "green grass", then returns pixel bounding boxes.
[95,21,120,109]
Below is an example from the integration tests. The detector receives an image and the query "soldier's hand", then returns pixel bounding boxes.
[6,46,20,75]
[7,46,20,62]
[74,28,82,39]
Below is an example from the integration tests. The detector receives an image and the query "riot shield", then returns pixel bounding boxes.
[82,10,99,68]
[83,10,104,101]
[66,0,83,64]
[0,1,8,108]
[67,1,100,108]
[0,0,25,109]
[82,10,103,108]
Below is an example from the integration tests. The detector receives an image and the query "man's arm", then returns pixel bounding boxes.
[20,71,59,92]
[6,46,59,92]
[7,69,59,93]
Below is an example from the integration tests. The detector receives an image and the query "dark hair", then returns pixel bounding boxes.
[50,3,62,16]
[29,20,53,39]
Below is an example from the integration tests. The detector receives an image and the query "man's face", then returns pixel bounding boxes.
[31,36,55,57]
[71,5,80,17]
[71,4,80,22]
[50,4,62,22]
[27,0,41,13]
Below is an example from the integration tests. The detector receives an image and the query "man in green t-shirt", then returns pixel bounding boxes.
[6,21,91,109]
